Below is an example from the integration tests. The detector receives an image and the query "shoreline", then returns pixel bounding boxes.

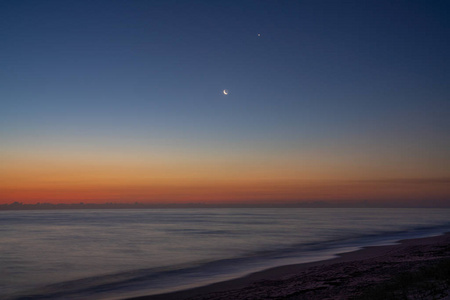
[127,232,450,300]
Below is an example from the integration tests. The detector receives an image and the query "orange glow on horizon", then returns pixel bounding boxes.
[2,146,449,205]
[1,178,449,205]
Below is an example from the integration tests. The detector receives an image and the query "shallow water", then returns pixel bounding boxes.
[1,208,449,299]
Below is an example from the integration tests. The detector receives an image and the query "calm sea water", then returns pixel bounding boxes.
[1,208,449,300]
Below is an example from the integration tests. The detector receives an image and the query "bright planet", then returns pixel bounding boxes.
[223,89,229,95]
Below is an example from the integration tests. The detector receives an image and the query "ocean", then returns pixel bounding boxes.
[1,208,449,300]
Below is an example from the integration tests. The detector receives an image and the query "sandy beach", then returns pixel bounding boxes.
[129,233,450,300]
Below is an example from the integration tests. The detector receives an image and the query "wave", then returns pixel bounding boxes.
[6,223,450,300]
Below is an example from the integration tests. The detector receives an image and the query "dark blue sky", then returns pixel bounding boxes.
[1,0,449,203]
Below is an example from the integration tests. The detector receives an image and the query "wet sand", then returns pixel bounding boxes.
[128,233,450,300]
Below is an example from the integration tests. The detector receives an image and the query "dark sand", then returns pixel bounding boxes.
[128,233,450,300]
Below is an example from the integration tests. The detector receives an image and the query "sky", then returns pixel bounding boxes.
[1,0,449,206]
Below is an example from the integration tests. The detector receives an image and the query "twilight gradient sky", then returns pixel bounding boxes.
[1,0,449,205]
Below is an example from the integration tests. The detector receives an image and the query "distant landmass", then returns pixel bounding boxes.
[1,200,448,210]
[0,201,333,210]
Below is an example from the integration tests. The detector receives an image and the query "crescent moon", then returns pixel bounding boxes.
[223,89,228,95]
